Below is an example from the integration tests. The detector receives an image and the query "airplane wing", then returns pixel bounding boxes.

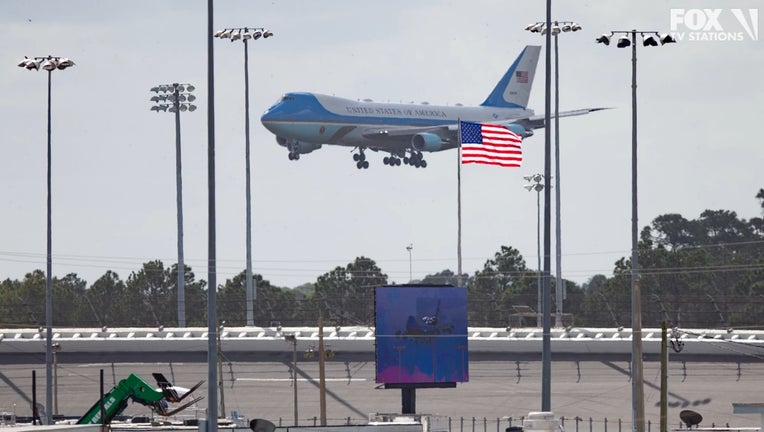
[360,125,450,140]
[360,125,459,152]
[507,107,611,130]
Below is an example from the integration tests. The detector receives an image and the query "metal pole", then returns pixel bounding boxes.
[292,339,298,426]
[53,344,58,415]
[206,0,219,430]
[318,317,327,426]
[243,36,255,326]
[33,370,39,425]
[456,128,463,287]
[542,0,553,412]
[45,67,53,426]
[660,321,668,432]
[407,244,413,282]
[554,30,563,328]
[173,83,186,328]
[217,328,225,417]
[536,189,542,327]
[630,29,645,432]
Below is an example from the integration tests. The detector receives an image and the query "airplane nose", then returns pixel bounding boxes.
[260,110,282,135]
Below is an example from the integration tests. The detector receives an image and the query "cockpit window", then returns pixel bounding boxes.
[281,95,294,101]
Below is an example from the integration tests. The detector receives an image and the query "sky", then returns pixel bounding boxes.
[0,0,761,290]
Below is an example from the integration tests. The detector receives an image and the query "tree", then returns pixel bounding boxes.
[468,246,532,326]
[53,273,91,326]
[16,270,46,326]
[420,269,466,286]
[218,272,296,326]
[311,257,387,327]
[87,271,126,327]
[123,260,205,327]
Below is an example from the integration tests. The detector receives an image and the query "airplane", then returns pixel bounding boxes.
[151,372,204,405]
[395,299,455,343]
[260,45,604,169]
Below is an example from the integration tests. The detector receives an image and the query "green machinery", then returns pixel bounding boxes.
[77,373,203,425]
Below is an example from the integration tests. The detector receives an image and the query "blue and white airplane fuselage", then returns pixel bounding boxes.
[261,45,602,169]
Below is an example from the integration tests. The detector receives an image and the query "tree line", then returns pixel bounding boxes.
[1,190,762,330]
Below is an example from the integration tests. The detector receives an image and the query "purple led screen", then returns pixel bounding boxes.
[374,286,468,384]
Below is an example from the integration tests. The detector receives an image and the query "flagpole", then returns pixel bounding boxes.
[457,119,463,287]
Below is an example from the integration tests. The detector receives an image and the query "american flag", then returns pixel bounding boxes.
[515,70,528,83]
[460,121,522,168]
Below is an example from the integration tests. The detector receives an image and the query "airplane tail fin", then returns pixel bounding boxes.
[480,45,541,109]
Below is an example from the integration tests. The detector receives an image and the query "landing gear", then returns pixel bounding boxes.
[353,149,369,169]
[383,156,402,166]
[287,142,301,161]
[403,150,427,168]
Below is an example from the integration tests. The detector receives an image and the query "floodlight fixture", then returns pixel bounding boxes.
[23,59,41,70]
[523,173,543,183]
[596,34,612,45]
[41,59,58,71]
[527,21,578,36]
[214,27,273,43]
[660,33,677,45]
[57,58,75,69]
[524,183,544,192]
[642,33,659,47]
[617,35,631,48]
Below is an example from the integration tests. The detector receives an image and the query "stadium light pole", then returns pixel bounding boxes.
[214,27,274,326]
[524,174,544,327]
[597,29,676,432]
[150,83,197,328]
[17,55,75,425]
[284,334,298,426]
[540,0,552,412]
[406,244,413,281]
[206,1,219,431]
[525,20,582,328]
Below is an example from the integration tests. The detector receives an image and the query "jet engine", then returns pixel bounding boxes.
[276,136,322,154]
[505,124,534,138]
[411,132,445,152]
